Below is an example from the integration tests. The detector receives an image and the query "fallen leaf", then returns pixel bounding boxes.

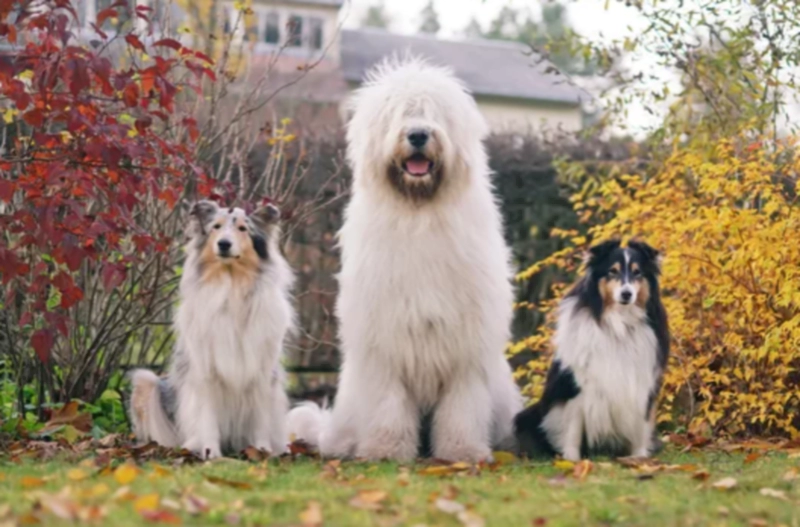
[139,509,182,524]
[242,446,270,462]
[39,401,93,434]
[435,498,466,515]
[748,520,768,527]
[492,451,518,465]
[67,469,89,481]
[349,489,389,511]
[711,477,738,490]
[183,493,209,515]
[759,488,788,500]
[299,501,323,527]
[553,459,576,471]
[442,485,459,500]
[532,518,548,526]
[744,452,761,464]
[21,476,46,488]
[692,469,710,481]
[203,476,251,490]
[112,486,136,502]
[150,465,173,479]
[114,464,139,485]
[573,460,593,480]
[458,510,486,527]
[418,465,456,476]
[782,468,798,481]
[134,494,160,513]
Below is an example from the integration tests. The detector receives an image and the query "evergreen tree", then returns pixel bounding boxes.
[361,1,391,29]
[418,0,441,35]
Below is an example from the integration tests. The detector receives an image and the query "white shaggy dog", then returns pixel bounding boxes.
[288,57,522,462]
[129,201,294,460]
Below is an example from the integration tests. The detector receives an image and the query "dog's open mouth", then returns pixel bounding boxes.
[402,153,433,177]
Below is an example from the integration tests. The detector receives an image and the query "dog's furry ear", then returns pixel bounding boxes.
[582,239,621,268]
[252,203,281,226]
[188,200,218,235]
[629,240,663,272]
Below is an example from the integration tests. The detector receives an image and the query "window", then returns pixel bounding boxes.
[309,17,323,50]
[287,15,303,47]
[264,12,280,44]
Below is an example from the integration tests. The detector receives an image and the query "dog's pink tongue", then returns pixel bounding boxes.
[406,159,430,175]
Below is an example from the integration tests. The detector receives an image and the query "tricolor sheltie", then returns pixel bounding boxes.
[128,200,295,460]
[514,240,669,461]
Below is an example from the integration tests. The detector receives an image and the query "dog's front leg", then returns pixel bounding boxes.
[178,382,222,460]
[248,380,289,456]
[353,372,418,462]
[560,405,583,462]
[432,371,492,463]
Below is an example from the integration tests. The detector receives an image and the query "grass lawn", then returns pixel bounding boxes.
[1,446,798,526]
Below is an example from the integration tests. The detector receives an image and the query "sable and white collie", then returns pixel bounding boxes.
[129,200,294,460]
[287,57,522,462]
[514,240,669,461]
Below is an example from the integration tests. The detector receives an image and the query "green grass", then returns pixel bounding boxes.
[0,449,798,526]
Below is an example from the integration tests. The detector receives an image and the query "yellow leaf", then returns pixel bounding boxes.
[134,494,160,513]
[67,469,89,481]
[553,459,575,471]
[492,451,518,465]
[21,476,45,488]
[114,464,139,485]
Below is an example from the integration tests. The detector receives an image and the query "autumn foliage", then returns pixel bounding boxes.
[0,0,215,406]
[512,134,800,438]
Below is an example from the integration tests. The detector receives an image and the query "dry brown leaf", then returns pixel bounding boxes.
[458,510,486,527]
[744,452,762,464]
[711,477,738,490]
[182,493,210,515]
[349,489,389,511]
[573,460,593,480]
[139,509,183,524]
[204,476,252,490]
[299,501,323,527]
[748,519,768,527]
[782,468,798,481]
[442,485,460,500]
[692,469,711,481]
[759,488,788,500]
[418,465,456,477]
[435,498,466,515]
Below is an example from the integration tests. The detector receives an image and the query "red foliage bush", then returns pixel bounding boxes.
[0,0,215,407]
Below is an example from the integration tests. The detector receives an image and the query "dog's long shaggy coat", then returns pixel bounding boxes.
[514,240,670,461]
[129,201,294,460]
[287,57,522,462]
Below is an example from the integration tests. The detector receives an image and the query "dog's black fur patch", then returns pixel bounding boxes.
[514,360,581,457]
[251,233,268,260]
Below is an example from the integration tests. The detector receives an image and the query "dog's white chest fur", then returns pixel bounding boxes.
[336,191,512,406]
[176,274,290,387]
[547,297,658,448]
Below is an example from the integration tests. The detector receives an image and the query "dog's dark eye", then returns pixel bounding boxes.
[608,268,619,277]
[632,269,642,278]
[213,224,222,230]
[238,226,247,232]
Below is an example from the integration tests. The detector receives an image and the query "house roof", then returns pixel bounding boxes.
[340,29,586,106]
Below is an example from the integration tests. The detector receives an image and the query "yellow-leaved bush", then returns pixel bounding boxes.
[512,134,800,438]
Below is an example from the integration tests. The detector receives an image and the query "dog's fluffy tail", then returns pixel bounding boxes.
[129,369,180,447]
[287,401,330,450]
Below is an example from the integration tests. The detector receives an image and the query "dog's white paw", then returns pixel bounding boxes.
[562,449,581,462]
[184,440,221,461]
[434,444,492,464]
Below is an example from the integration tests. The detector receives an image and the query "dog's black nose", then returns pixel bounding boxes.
[620,290,633,303]
[217,240,232,253]
[408,130,429,148]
